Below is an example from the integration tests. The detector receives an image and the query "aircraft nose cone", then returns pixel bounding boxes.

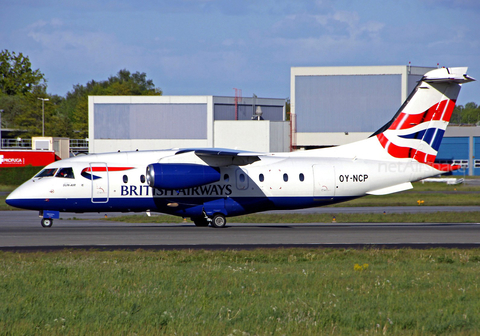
[5,187,30,209]
[5,190,20,207]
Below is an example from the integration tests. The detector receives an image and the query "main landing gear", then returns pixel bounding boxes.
[211,213,227,228]
[192,212,227,228]
[193,217,209,227]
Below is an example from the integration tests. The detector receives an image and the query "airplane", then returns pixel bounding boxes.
[5,67,475,228]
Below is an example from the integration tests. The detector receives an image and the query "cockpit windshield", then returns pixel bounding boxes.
[34,168,58,178]
[55,167,75,179]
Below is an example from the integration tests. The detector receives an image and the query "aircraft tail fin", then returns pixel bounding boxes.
[371,67,474,165]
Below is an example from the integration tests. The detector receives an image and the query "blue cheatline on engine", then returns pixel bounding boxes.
[146,163,221,189]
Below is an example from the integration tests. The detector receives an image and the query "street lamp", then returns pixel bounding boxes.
[38,98,49,137]
[0,109,3,149]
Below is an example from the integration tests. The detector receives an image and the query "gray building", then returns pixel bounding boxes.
[290,65,435,148]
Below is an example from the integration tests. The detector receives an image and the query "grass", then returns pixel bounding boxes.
[331,192,480,207]
[331,180,480,207]
[105,212,480,224]
[1,248,480,335]
[0,185,16,192]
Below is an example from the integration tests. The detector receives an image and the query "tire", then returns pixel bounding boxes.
[193,217,209,227]
[41,218,53,228]
[211,213,227,228]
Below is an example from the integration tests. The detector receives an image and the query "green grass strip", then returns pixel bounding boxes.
[104,212,480,224]
[1,248,480,335]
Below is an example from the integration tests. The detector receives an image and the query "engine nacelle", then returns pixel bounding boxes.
[146,163,221,189]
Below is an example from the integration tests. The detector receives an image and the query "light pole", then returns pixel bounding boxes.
[0,109,3,149]
[38,98,49,137]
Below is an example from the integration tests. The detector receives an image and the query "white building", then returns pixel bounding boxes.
[88,95,288,154]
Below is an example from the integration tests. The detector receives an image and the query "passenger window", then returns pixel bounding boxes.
[235,169,249,190]
[55,167,75,179]
[123,175,128,183]
[224,174,229,182]
[140,175,146,183]
[35,168,58,178]
[259,174,264,182]
[299,173,304,182]
[283,173,288,182]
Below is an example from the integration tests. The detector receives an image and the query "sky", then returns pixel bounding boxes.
[1,0,479,105]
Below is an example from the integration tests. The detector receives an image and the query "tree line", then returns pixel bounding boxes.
[0,49,162,139]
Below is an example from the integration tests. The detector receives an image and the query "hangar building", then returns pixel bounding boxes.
[89,95,288,154]
[290,65,436,147]
[290,65,480,175]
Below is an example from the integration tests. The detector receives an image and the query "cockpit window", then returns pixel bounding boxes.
[35,168,58,178]
[55,167,75,179]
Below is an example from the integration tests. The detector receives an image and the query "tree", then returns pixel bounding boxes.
[0,50,45,95]
[451,104,463,124]
[0,50,52,137]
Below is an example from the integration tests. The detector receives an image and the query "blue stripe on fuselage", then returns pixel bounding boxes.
[5,196,357,218]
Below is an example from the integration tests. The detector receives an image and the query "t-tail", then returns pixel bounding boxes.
[371,67,475,169]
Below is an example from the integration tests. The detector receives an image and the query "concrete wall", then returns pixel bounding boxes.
[214,120,289,152]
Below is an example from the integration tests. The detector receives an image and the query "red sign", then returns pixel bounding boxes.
[0,150,56,167]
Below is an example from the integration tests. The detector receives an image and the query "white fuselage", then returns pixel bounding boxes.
[6,147,438,219]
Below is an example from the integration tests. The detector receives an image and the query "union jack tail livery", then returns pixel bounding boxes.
[374,67,474,166]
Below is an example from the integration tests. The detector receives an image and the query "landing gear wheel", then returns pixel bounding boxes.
[193,217,209,227]
[211,213,227,228]
[41,218,53,228]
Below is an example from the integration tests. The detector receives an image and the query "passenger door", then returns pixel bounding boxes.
[312,164,336,197]
[90,162,109,203]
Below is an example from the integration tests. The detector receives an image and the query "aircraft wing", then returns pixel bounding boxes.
[172,148,263,166]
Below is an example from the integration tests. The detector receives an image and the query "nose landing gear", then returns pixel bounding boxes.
[40,210,59,228]
[41,218,53,228]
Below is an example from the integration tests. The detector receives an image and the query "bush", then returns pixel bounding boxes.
[0,165,40,186]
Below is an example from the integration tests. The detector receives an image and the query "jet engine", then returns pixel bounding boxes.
[146,163,221,189]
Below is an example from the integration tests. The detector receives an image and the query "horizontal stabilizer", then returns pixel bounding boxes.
[366,182,413,195]
[423,67,475,83]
